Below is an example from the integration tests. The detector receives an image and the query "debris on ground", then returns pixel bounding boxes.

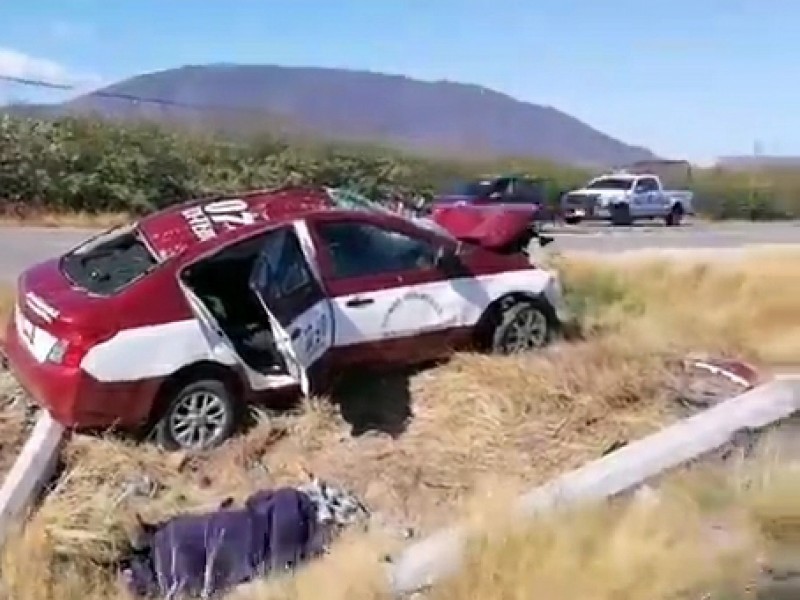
[119,478,372,598]
[668,355,759,413]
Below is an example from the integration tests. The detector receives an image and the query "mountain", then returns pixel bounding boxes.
[4,64,658,166]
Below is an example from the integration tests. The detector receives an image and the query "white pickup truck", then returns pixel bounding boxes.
[560,172,694,226]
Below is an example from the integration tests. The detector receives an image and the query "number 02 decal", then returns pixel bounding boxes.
[203,199,256,229]
[183,198,258,241]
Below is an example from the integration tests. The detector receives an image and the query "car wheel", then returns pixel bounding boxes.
[665,203,684,227]
[564,216,582,225]
[154,379,239,451]
[491,301,553,355]
[610,203,633,226]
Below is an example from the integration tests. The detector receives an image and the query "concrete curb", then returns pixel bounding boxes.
[0,411,66,547]
[388,377,800,595]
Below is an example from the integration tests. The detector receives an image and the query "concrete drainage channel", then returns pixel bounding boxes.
[388,371,800,595]
[0,359,798,597]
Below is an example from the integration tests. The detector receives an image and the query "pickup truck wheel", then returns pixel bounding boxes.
[154,379,239,451]
[610,203,633,226]
[491,301,553,355]
[665,203,684,227]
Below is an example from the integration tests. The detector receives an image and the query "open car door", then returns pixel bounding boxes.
[248,225,334,396]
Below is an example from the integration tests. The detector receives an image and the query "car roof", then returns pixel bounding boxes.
[592,173,639,181]
[174,205,436,269]
[136,186,333,260]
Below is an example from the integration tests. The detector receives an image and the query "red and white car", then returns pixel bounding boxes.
[2,187,569,450]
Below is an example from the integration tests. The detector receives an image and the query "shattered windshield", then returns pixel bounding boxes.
[325,187,456,240]
[325,187,392,214]
[61,224,160,295]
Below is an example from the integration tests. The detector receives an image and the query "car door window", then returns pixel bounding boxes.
[636,178,658,193]
[251,227,322,323]
[492,177,512,199]
[509,178,544,204]
[315,221,438,280]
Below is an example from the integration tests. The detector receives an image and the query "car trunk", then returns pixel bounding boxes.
[14,226,157,366]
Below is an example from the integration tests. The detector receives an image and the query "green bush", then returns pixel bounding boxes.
[1,114,799,219]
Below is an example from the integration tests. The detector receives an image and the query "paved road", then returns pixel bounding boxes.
[543,219,800,254]
[0,220,798,283]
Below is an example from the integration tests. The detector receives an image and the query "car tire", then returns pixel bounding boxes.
[491,300,554,355]
[610,203,633,226]
[665,203,684,227]
[153,378,239,451]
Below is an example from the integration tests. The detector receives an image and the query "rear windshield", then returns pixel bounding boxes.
[586,177,634,190]
[60,225,159,295]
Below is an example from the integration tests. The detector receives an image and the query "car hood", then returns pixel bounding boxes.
[430,203,536,249]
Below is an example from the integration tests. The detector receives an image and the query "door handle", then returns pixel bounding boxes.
[345,297,375,308]
[289,328,301,341]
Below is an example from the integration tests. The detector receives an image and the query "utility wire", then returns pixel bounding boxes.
[0,73,279,116]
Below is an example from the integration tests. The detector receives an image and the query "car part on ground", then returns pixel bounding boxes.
[2,186,567,451]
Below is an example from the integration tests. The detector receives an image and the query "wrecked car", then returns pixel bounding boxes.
[430,174,560,253]
[2,186,568,450]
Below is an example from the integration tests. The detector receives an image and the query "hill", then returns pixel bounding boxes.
[3,64,657,166]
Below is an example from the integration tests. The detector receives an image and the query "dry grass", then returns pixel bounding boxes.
[0,373,29,480]
[0,285,13,340]
[0,211,128,230]
[0,247,799,599]
[557,245,800,366]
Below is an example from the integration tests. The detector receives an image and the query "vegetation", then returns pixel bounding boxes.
[2,114,800,220]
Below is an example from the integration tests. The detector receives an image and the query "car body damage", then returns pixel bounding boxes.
[430,174,557,252]
[2,186,568,450]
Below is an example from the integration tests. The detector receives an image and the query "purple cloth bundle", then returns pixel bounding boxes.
[121,487,324,598]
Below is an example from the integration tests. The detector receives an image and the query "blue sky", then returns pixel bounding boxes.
[1,0,797,162]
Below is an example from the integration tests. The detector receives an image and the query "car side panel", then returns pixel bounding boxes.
[328,268,561,366]
[77,267,296,425]
[306,211,565,367]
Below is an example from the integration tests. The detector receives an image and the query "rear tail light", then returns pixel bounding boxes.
[46,329,113,368]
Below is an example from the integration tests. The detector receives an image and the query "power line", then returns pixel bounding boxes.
[0,72,283,117]
[0,74,73,91]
